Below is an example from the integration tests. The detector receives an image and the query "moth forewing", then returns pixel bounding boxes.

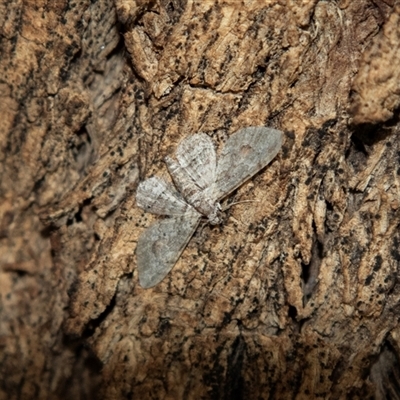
[165,133,219,220]
[173,133,217,189]
[136,176,192,216]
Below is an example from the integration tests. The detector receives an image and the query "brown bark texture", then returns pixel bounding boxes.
[1,0,400,399]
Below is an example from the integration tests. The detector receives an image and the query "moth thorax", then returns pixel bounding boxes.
[205,202,222,225]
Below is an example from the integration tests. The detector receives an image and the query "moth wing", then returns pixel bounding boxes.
[136,176,191,216]
[214,127,283,200]
[136,211,201,288]
[174,133,217,190]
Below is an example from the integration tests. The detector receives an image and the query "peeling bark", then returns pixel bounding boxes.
[1,1,400,399]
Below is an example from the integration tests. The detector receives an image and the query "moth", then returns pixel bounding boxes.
[136,126,283,288]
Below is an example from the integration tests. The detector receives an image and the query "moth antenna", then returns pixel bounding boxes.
[221,199,260,212]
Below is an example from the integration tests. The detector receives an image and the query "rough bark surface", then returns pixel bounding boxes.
[1,0,400,399]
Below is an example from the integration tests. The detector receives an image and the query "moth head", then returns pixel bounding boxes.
[208,203,222,225]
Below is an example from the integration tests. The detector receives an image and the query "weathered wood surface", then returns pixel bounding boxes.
[1,0,400,399]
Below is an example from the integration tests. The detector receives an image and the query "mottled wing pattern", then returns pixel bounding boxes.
[136,176,191,216]
[172,133,217,190]
[136,210,201,288]
[214,127,283,200]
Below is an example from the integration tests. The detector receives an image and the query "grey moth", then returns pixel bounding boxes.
[136,126,283,288]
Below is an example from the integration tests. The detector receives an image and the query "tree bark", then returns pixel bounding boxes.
[1,0,400,399]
